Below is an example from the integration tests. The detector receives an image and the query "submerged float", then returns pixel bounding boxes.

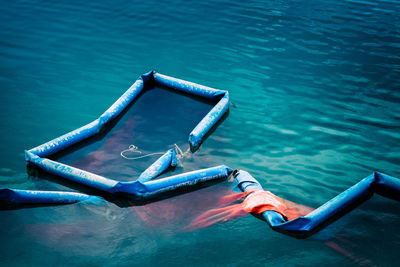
[1,71,399,239]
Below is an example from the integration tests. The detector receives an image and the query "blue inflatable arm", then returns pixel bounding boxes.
[153,72,227,100]
[189,92,229,150]
[25,150,120,193]
[115,165,232,198]
[0,188,102,207]
[153,71,230,150]
[25,149,231,199]
[137,149,178,183]
[29,79,144,158]
[233,170,400,238]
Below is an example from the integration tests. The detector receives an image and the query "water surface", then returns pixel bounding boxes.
[0,0,399,266]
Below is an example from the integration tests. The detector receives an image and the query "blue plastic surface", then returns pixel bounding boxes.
[26,148,231,199]
[0,188,102,207]
[153,72,229,150]
[114,165,232,198]
[137,149,178,183]
[29,79,145,158]
[233,170,400,238]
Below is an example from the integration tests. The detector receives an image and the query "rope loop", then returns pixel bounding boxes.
[120,143,192,163]
[120,145,163,160]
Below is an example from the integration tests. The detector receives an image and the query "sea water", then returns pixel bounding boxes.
[0,0,399,266]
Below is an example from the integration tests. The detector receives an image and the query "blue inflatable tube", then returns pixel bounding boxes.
[114,165,232,198]
[233,170,400,238]
[137,149,178,183]
[189,93,229,150]
[153,72,229,150]
[29,79,145,158]
[26,149,231,199]
[0,188,102,207]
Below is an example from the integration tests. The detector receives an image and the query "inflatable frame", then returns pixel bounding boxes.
[22,71,230,200]
[1,71,399,240]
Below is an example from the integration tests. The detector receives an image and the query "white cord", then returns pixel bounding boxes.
[120,145,164,160]
[120,144,192,165]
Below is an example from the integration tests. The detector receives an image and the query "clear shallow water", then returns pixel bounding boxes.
[0,0,399,266]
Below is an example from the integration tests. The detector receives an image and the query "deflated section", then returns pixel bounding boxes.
[233,170,400,238]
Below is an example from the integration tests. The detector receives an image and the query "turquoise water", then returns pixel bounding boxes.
[1,0,400,266]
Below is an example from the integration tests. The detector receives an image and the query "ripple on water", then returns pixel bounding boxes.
[1,0,400,265]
